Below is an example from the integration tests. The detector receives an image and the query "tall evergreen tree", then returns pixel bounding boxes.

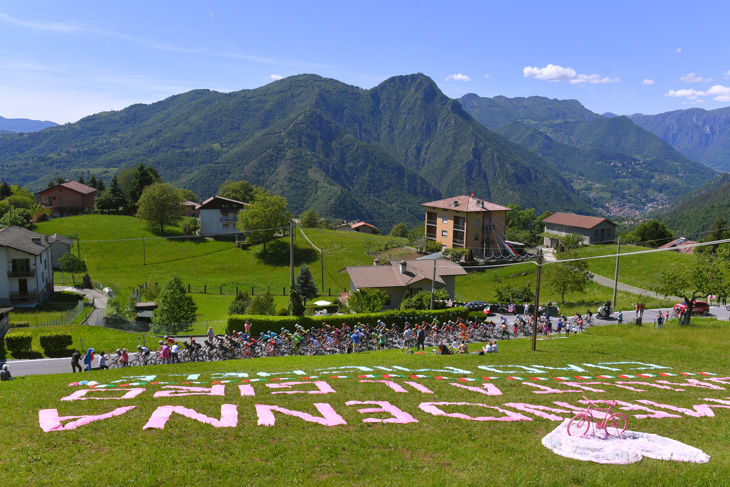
[0,182,11,199]
[288,288,305,316]
[88,175,98,189]
[295,265,319,304]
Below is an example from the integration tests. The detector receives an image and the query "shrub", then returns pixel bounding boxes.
[4,333,33,354]
[40,333,73,353]
[275,307,288,316]
[228,291,251,315]
[400,290,449,310]
[9,321,30,328]
[227,307,469,336]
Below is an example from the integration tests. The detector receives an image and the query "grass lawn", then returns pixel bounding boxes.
[1,318,729,485]
[455,263,675,315]
[36,215,389,299]
[3,324,142,360]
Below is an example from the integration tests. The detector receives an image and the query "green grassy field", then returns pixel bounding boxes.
[34,215,694,325]
[1,319,729,485]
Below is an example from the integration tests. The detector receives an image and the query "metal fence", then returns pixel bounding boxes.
[32,300,86,327]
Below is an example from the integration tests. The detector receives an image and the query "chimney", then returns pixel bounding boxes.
[373,257,380,266]
[32,236,42,245]
[399,261,407,274]
[453,200,459,207]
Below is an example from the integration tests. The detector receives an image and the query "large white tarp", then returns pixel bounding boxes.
[542,419,710,464]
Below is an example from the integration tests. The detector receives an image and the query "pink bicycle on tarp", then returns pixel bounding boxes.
[567,396,628,437]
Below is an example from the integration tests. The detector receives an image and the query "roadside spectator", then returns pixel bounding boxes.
[207,326,215,342]
[657,313,664,329]
[171,342,179,364]
[351,330,360,353]
[83,349,95,372]
[122,348,129,367]
[402,326,413,351]
[457,341,469,354]
[71,349,82,373]
[617,311,623,325]
[98,351,109,370]
[491,341,498,353]
[0,364,11,381]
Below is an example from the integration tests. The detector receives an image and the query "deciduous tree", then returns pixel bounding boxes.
[135,183,185,233]
[59,252,87,285]
[343,288,389,313]
[236,188,292,252]
[152,276,197,334]
[543,252,593,304]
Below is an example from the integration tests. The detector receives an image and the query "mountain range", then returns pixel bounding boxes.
[0,116,57,134]
[629,107,730,172]
[0,74,592,227]
[459,94,717,218]
[0,75,726,230]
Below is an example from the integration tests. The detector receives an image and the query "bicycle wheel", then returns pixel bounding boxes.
[567,414,591,436]
[604,413,627,437]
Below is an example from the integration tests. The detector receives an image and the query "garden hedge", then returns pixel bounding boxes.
[227,307,469,335]
[39,333,73,353]
[9,321,30,328]
[4,333,33,354]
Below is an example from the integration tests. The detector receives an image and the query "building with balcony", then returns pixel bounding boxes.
[0,226,54,306]
[36,181,98,217]
[422,195,511,258]
[197,196,249,236]
[542,213,617,247]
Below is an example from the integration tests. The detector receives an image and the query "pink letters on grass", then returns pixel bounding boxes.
[143,404,238,429]
[503,403,573,421]
[255,403,346,427]
[637,399,730,418]
[418,402,531,422]
[60,388,146,401]
[153,385,225,398]
[265,381,335,395]
[449,382,503,396]
[345,401,418,424]
[39,406,136,432]
[358,380,434,394]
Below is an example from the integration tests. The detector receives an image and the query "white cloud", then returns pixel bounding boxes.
[642,79,655,85]
[675,48,682,53]
[523,64,576,82]
[523,64,619,84]
[484,74,490,79]
[0,12,81,33]
[707,85,730,102]
[724,70,730,79]
[679,72,713,83]
[445,73,471,82]
[664,85,730,102]
[269,74,284,80]
[665,88,706,100]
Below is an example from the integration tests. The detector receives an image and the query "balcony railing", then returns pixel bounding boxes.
[220,217,238,222]
[10,291,38,300]
[453,225,465,232]
[8,269,35,278]
[426,219,437,226]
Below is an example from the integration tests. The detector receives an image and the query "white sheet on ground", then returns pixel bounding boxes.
[542,419,710,464]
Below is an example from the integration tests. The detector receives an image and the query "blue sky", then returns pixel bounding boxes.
[1,1,729,123]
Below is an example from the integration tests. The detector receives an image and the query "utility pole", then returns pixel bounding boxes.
[289,221,295,290]
[531,247,543,352]
[430,258,437,310]
[320,249,325,291]
[612,237,621,308]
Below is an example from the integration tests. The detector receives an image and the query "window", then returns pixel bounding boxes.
[474,234,479,241]
[594,230,599,238]
[223,224,229,230]
[442,230,448,237]
[475,219,480,227]
[442,217,448,224]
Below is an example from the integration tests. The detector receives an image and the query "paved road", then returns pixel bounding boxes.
[590,274,683,302]
[54,285,109,325]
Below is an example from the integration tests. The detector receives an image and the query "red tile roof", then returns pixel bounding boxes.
[422,195,511,212]
[659,237,696,254]
[351,222,377,229]
[542,212,616,230]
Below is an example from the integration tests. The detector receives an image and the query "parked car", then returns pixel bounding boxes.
[465,301,489,311]
[673,301,710,316]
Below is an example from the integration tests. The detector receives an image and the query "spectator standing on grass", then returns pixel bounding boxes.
[402,326,413,351]
[171,342,179,364]
[122,348,129,367]
[0,364,11,381]
[71,349,82,373]
[657,313,664,329]
[207,327,215,342]
[618,311,623,325]
[351,329,360,353]
[416,326,426,351]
